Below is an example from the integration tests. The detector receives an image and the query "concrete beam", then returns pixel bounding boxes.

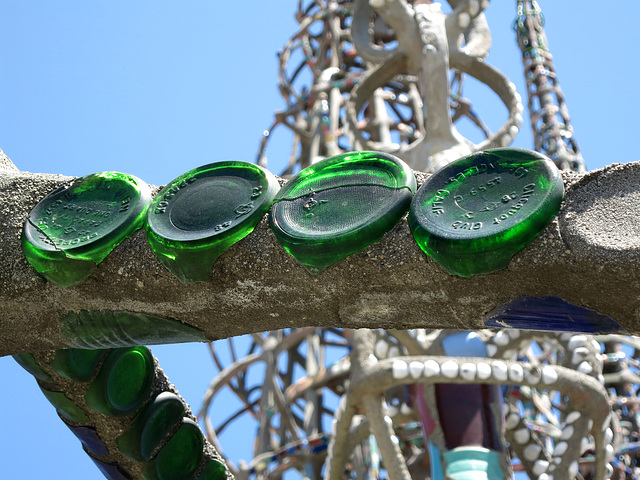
[1,160,639,356]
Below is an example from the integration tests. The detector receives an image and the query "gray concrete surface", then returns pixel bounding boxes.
[1,160,639,356]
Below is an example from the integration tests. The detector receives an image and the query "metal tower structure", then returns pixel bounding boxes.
[514,0,586,172]
[200,2,617,480]
[256,0,522,175]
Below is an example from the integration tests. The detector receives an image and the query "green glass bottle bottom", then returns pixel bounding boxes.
[146,161,279,283]
[117,392,186,462]
[40,387,90,424]
[85,346,154,416]
[22,172,151,287]
[13,352,52,382]
[154,419,204,480]
[409,148,564,277]
[196,459,227,480]
[51,348,107,382]
[270,151,416,273]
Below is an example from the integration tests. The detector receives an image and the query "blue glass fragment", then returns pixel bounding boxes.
[310,443,328,454]
[484,296,623,333]
[62,421,109,457]
[309,436,328,454]
[88,456,132,480]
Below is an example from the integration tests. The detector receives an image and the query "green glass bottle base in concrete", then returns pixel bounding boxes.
[409,148,564,277]
[269,151,416,274]
[146,161,280,283]
[12,352,52,382]
[117,392,186,462]
[154,419,204,480]
[39,387,90,423]
[51,348,107,382]
[22,172,151,287]
[196,459,227,480]
[85,346,154,416]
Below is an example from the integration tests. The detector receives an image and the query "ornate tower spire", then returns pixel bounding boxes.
[514,0,586,172]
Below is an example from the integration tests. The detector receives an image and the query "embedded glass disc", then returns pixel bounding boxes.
[409,148,564,277]
[22,172,151,287]
[146,161,279,283]
[270,151,416,273]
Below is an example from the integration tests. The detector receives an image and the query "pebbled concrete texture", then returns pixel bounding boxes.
[0,149,18,172]
[559,161,640,266]
[0,161,639,356]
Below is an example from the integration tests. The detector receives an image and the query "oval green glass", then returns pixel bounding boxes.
[195,460,227,480]
[106,348,153,413]
[22,172,151,287]
[85,346,154,416]
[12,352,52,383]
[155,419,203,480]
[39,387,90,424]
[140,394,186,461]
[269,151,416,273]
[409,148,564,277]
[51,348,106,382]
[117,392,185,462]
[146,161,280,283]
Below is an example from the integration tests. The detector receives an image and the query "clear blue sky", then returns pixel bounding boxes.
[1,2,638,478]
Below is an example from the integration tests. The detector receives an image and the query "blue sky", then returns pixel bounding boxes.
[1,2,638,478]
